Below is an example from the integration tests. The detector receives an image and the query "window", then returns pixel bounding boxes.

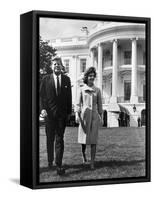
[104,50,112,66]
[124,51,131,64]
[63,59,69,73]
[143,84,146,101]
[110,83,112,96]
[124,81,131,101]
[80,59,86,73]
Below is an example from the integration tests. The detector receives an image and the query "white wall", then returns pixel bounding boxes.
[0,0,153,200]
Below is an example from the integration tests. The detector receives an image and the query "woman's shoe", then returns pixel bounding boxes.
[82,155,87,164]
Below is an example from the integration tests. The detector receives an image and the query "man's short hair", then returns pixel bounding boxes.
[52,56,63,66]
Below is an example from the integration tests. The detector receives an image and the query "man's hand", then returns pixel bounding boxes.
[67,114,71,121]
[40,109,47,118]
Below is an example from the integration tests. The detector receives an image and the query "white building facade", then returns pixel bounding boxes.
[51,22,146,127]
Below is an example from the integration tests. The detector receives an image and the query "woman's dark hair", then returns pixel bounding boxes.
[83,67,97,84]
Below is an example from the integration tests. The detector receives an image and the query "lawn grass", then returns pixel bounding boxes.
[39,126,145,183]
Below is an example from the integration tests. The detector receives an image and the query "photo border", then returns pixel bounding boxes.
[20,10,151,189]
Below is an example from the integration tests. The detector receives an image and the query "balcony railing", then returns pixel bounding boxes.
[118,96,125,103]
[104,60,112,67]
[124,58,131,65]
[138,96,145,103]
[102,96,145,104]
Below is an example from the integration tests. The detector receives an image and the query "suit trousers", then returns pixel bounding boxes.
[45,117,66,167]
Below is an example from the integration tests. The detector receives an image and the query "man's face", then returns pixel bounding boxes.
[52,59,62,75]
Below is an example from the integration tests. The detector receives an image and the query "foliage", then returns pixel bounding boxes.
[39,36,57,76]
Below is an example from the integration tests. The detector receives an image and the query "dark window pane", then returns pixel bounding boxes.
[124,81,131,101]
[143,84,146,101]
[64,59,69,73]
[104,50,112,66]
[124,51,131,64]
[80,59,86,73]
[111,83,112,96]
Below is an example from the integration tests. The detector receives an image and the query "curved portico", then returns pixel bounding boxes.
[89,38,145,102]
[88,23,145,127]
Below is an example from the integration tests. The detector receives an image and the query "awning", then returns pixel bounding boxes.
[108,103,130,115]
[119,104,130,115]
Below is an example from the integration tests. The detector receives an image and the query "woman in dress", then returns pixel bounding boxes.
[75,67,103,169]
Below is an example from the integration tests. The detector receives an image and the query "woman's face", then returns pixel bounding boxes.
[87,72,95,85]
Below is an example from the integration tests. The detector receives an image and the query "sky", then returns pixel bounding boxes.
[39,17,100,40]
[39,18,141,41]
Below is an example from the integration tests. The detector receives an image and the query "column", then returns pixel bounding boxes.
[90,48,94,67]
[130,38,138,103]
[97,43,103,94]
[76,56,80,79]
[110,39,118,103]
[72,55,78,104]
[92,48,97,69]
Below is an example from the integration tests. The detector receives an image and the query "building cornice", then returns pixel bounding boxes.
[53,44,89,51]
[88,24,145,48]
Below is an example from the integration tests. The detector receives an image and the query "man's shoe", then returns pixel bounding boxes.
[48,162,53,169]
[57,167,65,175]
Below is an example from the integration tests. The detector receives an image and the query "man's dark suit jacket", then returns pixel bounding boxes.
[40,73,72,119]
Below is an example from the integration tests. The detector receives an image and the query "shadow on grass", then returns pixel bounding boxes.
[39,159,145,175]
[9,178,20,185]
[95,159,145,168]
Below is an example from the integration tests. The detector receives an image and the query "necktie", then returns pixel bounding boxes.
[56,75,60,96]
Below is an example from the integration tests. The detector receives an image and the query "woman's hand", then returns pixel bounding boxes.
[99,114,103,126]
[75,112,80,123]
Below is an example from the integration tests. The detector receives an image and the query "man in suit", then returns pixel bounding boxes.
[40,57,72,175]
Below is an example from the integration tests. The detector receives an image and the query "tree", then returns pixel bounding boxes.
[39,36,57,75]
